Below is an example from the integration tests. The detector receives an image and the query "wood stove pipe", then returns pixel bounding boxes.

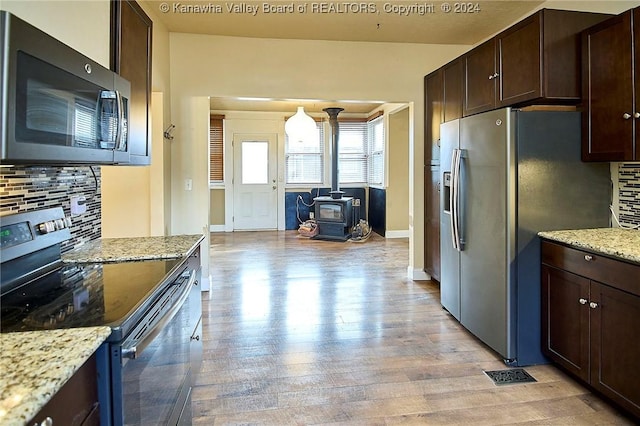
[323,107,344,199]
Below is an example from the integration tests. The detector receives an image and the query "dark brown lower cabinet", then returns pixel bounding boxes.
[30,353,99,425]
[541,240,640,420]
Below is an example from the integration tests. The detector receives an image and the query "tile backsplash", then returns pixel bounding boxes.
[0,166,101,253]
[617,163,640,228]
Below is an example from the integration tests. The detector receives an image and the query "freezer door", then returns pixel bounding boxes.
[459,108,513,360]
[439,120,461,320]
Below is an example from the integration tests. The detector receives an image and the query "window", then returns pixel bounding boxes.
[338,121,368,185]
[367,115,384,186]
[209,115,224,183]
[285,113,385,187]
[285,121,324,185]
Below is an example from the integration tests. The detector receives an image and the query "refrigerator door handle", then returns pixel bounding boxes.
[450,149,461,251]
[457,149,467,251]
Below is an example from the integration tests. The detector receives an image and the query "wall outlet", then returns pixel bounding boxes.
[70,195,87,215]
[353,198,361,206]
[309,211,315,219]
[185,179,193,191]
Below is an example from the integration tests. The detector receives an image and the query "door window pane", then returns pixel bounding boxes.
[242,141,268,184]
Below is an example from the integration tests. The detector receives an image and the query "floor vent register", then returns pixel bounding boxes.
[483,368,537,386]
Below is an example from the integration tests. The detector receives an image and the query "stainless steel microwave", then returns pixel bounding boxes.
[0,11,131,165]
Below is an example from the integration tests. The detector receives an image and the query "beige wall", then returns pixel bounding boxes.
[2,1,111,66]
[386,107,410,234]
[169,33,470,276]
[210,189,225,225]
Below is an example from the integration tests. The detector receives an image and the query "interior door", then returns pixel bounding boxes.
[232,133,278,230]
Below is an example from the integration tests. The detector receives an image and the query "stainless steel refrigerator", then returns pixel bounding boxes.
[439,107,611,366]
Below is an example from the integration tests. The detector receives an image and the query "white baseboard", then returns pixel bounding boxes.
[209,224,226,232]
[407,266,431,281]
[385,230,410,239]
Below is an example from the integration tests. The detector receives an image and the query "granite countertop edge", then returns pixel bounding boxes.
[62,234,205,263]
[538,227,640,265]
[0,326,112,426]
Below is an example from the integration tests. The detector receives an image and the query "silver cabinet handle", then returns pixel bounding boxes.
[488,74,495,80]
[589,302,598,309]
[579,298,588,305]
[584,255,594,262]
[38,417,53,426]
[191,335,200,341]
[635,112,640,119]
[488,72,499,80]
[623,113,632,119]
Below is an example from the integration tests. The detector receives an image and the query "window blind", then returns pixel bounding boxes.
[338,121,368,184]
[285,122,324,184]
[209,115,224,182]
[368,116,384,185]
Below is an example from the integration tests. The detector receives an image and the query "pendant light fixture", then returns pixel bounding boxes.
[285,106,317,142]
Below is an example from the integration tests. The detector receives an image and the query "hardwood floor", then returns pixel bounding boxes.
[193,231,634,425]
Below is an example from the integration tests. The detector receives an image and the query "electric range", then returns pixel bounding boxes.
[0,207,202,425]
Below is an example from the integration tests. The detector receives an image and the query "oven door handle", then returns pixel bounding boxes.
[121,269,196,362]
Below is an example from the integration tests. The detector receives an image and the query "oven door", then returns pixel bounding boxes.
[110,268,197,426]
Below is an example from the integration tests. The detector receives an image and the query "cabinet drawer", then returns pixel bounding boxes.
[541,240,640,297]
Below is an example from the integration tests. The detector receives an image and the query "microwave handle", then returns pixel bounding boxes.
[115,91,127,151]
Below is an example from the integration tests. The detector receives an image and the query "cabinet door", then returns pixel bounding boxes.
[590,282,640,418]
[443,59,463,122]
[581,11,634,161]
[541,265,590,382]
[425,71,443,165]
[635,7,640,160]
[463,39,496,116]
[497,12,542,107]
[111,0,153,165]
[425,165,440,281]
[31,354,99,425]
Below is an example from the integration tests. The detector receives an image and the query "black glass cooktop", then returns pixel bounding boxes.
[1,258,181,335]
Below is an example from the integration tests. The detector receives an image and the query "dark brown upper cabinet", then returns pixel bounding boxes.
[111,0,153,165]
[463,39,496,116]
[581,8,638,162]
[463,9,610,117]
[442,58,463,123]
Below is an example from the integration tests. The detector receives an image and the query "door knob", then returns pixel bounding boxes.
[579,298,587,305]
[589,302,598,309]
[635,112,640,119]
[584,255,594,262]
[623,112,632,120]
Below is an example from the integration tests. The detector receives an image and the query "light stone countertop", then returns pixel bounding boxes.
[538,228,640,264]
[0,327,112,426]
[62,234,204,263]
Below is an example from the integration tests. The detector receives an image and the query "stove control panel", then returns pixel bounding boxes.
[1,207,72,265]
[37,217,72,234]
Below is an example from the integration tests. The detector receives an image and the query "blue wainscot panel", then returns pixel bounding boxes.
[368,187,385,236]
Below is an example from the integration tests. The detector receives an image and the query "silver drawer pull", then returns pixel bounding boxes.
[584,255,594,262]
[579,298,588,305]
[589,302,599,309]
